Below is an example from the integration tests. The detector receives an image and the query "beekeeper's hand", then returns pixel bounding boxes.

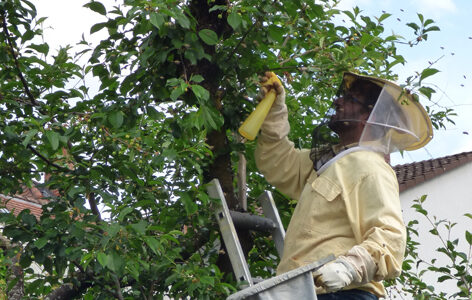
[257,71,288,140]
[313,258,358,292]
[257,72,285,107]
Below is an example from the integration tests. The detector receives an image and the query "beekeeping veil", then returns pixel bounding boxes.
[310,72,433,172]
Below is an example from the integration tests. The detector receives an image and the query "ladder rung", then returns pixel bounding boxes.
[228,210,276,233]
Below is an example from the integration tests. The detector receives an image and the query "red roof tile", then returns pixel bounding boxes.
[393,151,472,192]
[2,197,43,218]
[1,184,55,218]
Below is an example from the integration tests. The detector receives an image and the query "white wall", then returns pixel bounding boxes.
[398,162,472,298]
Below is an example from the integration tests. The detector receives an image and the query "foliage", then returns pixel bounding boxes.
[385,196,472,299]
[0,0,452,298]
[0,248,6,299]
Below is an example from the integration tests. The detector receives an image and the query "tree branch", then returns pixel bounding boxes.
[0,10,38,106]
[27,145,69,171]
[279,47,320,66]
[228,17,260,60]
[45,277,92,300]
[4,246,24,300]
[87,192,102,221]
[234,133,247,210]
[112,275,125,300]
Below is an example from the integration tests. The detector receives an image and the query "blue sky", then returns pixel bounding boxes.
[34,0,472,165]
[336,0,472,164]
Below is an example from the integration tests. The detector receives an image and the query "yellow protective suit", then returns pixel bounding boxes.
[254,101,406,298]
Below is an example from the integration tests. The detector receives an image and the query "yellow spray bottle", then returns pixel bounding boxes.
[238,72,281,140]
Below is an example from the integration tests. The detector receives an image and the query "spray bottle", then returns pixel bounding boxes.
[238,72,281,140]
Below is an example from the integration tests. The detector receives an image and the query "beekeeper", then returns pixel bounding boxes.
[254,71,433,299]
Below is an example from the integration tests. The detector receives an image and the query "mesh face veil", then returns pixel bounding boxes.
[310,72,433,171]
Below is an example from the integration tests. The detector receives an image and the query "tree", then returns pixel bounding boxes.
[385,196,472,299]
[0,0,452,298]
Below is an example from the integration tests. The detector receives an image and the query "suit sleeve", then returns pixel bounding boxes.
[254,102,314,200]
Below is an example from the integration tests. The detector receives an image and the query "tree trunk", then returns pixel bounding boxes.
[7,253,24,300]
[190,0,254,279]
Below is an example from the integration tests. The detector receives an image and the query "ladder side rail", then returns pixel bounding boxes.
[207,179,254,286]
[257,191,285,258]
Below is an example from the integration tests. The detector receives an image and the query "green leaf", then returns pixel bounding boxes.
[22,129,38,147]
[144,236,161,254]
[150,12,164,29]
[406,22,420,32]
[190,74,204,83]
[227,12,242,30]
[420,194,427,203]
[106,223,121,238]
[377,13,391,23]
[97,252,107,267]
[200,276,215,285]
[108,111,124,129]
[126,260,140,281]
[424,19,435,27]
[84,1,107,15]
[437,275,452,283]
[417,13,424,23]
[21,211,37,227]
[146,106,162,120]
[184,49,198,65]
[191,84,210,101]
[90,22,108,34]
[173,10,190,29]
[199,105,222,130]
[198,29,218,45]
[420,68,440,82]
[208,5,227,12]
[180,192,197,215]
[360,34,375,46]
[34,237,49,250]
[130,220,148,235]
[117,207,133,221]
[106,251,124,273]
[166,78,181,87]
[170,86,186,101]
[28,43,49,55]
[418,86,435,100]
[36,16,48,25]
[424,26,440,33]
[466,230,472,245]
[343,10,355,22]
[22,30,35,43]
[268,25,284,43]
[68,186,85,198]
[45,131,60,150]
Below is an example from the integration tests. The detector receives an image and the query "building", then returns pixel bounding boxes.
[392,151,472,298]
[0,184,55,219]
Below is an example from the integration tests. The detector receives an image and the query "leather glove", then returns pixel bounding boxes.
[313,258,359,293]
[257,72,289,141]
[258,71,285,108]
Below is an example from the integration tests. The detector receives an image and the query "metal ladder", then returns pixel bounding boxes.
[206,178,286,286]
[207,179,334,300]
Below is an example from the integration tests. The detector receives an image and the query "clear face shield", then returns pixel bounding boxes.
[359,82,433,154]
[310,72,433,171]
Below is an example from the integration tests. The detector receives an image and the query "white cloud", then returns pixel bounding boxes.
[416,0,457,15]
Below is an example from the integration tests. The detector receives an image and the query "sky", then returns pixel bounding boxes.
[335,0,472,164]
[32,0,472,166]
